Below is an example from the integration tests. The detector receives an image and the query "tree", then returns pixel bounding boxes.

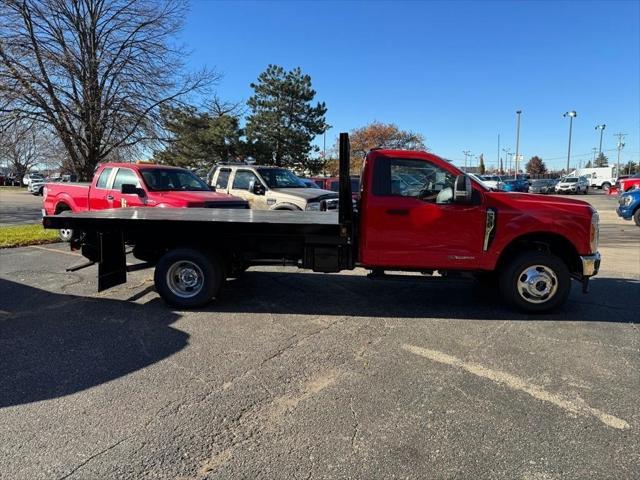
[499,158,504,175]
[479,154,486,175]
[585,160,593,168]
[594,152,608,167]
[0,0,216,180]
[623,161,638,175]
[246,65,327,172]
[525,156,547,174]
[345,121,425,173]
[153,102,243,170]
[0,120,52,181]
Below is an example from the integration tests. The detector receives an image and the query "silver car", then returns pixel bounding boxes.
[555,176,589,194]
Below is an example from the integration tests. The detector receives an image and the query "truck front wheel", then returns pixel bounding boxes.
[633,208,640,227]
[154,248,223,308]
[499,251,571,313]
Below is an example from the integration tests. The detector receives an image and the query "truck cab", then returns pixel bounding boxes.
[211,164,339,211]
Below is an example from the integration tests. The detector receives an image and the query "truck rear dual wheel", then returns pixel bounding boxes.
[499,251,571,313]
[154,248,223,308]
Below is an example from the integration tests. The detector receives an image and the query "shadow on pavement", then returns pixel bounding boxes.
[213,271,639,323]
[0,278,186,408]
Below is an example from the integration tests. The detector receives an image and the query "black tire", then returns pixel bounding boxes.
[602,182,611,191]
[633,208,640,227]
[499,251,571,313]
[154,248,223,308]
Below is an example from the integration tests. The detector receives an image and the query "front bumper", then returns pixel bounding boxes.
[616,206,632,220]
[580,252,601,277]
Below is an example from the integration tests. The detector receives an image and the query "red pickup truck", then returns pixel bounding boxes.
[44,133,600,312]
[43,163,247,240]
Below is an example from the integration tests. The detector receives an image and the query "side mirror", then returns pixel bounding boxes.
[453,175,472,204]
[121,183,145,196]
[250,181,265,195]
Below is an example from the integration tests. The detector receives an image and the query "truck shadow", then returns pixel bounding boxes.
[215,271,639,324]
[0,278,187,408]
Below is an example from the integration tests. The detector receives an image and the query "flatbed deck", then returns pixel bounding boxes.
[44,208,341,236]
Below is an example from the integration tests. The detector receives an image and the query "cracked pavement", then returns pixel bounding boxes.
[0,192,638,479]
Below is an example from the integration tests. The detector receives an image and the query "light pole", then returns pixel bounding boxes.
[591,147,597,164]
[595,124,606,154]
[563,111,577,173]
[514,110,522,179]
[502,148,511,175]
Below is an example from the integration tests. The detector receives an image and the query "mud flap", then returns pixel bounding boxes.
[98,231,126,292]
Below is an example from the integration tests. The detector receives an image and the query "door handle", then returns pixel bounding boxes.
[106,195,114,200]
[386,208,409,216]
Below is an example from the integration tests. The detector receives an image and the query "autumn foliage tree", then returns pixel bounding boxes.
[525,156,547,174]
[336,121,425,174]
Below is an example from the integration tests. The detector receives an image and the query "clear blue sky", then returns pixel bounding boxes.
[180,0,640,171]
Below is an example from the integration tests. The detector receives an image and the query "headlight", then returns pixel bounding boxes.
[622,195,633,206]
[590,211,599,253]
[306,202,320,211]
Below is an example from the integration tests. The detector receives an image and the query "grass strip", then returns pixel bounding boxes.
[0,223,59,248]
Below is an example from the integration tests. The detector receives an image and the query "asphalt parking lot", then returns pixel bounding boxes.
[0,192,638,479]
[0,188,43,225]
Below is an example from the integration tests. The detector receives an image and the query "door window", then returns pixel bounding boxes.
[232,170,259,190]
[373,158,456,204]
[112,168,140,190]
[215,168,231,189]
[96,167,113,189]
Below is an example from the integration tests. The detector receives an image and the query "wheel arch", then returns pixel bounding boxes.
[496,232,582,277]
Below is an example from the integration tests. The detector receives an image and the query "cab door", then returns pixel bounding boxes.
[109,167,146,208]
[89,167,115,210]
[360,156,487,270]
[228,169,268,209]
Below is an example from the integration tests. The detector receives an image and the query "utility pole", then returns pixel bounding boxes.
[514,110,522,179]
[592,147,597,163]
[462,150,471,170]
[497,133,500,171]
[614,133,627,178]
[563,111,577,173]
[595,124,606,154]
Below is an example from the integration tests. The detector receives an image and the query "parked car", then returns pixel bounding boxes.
[555,176,589,194]
[210,164,339,211]
[23,172,44,187]
[44,162,248,241]
[478,175,503,190]
[500,178,529,192]
[528,179,558,194]
[616,174,640,194]
[616,189,640,226]
[311,176,361,197]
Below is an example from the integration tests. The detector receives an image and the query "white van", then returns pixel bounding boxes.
[570,167,616,190]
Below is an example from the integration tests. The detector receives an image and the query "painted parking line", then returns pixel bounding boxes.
[403,343,630,430]
[28,245,79,256]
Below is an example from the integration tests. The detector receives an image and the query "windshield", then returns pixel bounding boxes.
[257,168,306,188]
[140,168,211,191]
[563,177,578,183]
[532,179,554,185]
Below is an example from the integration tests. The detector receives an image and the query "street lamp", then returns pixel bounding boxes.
[502,148,511,175]
[563,111,577,173]
[514,110,522,179]
[595,124,606,155]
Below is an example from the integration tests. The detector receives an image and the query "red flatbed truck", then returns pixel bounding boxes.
[43,134,601,312]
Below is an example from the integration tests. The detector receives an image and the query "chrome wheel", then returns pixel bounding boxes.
[516,264,558,304]
[166,261,204,298]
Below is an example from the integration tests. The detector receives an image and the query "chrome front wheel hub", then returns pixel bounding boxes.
[166,261,204,298]
[517,264,558,304]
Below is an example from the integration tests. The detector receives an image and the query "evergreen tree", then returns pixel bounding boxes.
[246,65,328,172]
[153,105,242,169]
[585,160,592,168]
[479,154,486,175]
[595,152,608,167]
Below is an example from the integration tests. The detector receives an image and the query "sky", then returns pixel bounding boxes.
[179,0,640,171]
